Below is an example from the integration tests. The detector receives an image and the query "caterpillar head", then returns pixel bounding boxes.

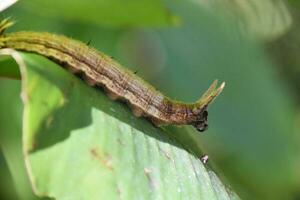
[192,109,208,132]
[191,80,225,132]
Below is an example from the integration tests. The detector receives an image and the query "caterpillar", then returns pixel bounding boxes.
[0,19,225,132]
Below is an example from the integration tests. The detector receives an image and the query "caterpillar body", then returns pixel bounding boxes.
[0,19,224,132]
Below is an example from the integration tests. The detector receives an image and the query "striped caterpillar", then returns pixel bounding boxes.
[0,19,224,132]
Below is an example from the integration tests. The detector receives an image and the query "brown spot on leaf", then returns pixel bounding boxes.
[116,185,123,200]
[90,147,113,170]
[144,167,156,190]
[117,138,124,146]
[158,146,172,160]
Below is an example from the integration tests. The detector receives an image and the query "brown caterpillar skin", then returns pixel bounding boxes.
[0,19,224,132]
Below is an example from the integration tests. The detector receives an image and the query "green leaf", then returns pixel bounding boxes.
[0,55,20,79]
[0,51,239,199]
[0,77,39,199]
[0,150,19,200]
[192,0,292,40]
[289,0,300,8]
[16,0,178,27]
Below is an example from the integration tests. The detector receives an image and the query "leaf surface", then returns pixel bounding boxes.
[0,52,238,199]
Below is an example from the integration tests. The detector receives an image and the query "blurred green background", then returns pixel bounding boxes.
[0,0,299,199]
